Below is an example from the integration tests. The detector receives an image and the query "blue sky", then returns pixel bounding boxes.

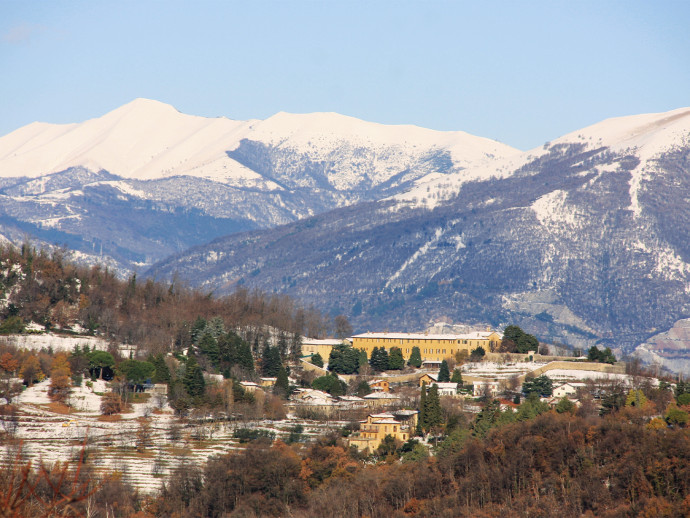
[1,1,689,150]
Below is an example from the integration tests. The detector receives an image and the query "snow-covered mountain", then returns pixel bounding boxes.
[0,99,518,270]
[148,107,690,369]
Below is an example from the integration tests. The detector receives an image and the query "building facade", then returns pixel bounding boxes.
[301,338,344,360]
[348,411,418,452]
[351,331,502,363]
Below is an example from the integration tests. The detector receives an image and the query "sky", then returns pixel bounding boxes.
[1,1,689,150]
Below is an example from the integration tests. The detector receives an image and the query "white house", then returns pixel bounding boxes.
[432,382,459,397]
[473,380,500,397]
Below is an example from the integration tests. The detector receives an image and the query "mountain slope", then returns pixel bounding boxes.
[0,99,518,271]
[148,108,690,359]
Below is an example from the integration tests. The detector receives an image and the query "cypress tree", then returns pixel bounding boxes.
[417,382,427,435]
[438,360,450,382]
[425,383,442,431]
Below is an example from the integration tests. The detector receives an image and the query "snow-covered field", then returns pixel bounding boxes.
[462,361,550,379]
[1,333,109,353]
[2,380,346,494]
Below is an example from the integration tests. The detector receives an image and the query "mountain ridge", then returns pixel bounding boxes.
[146,106,690,369]
[0,99,517,272]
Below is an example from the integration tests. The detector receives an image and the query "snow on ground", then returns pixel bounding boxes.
[462,361,549,379]
[0,333,109,352]
[544,369,646,384]
[4,378,350,494]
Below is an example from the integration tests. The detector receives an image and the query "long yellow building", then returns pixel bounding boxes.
[351,331,502,363]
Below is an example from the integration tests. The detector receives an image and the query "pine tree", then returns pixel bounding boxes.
[289,332,303,362]
[277,330,289,359]
[150,354,171,384]
[190,316,208,344]
[407,346,422,368]
[199,333,219,367]
[237,340,255,373]
[183,356,205,398]
[438,360,450,382]
[262,345,282,377]
[273,366,290,399]
[207,316,225,339]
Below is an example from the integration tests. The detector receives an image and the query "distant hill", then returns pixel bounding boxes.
[148,108,690,367]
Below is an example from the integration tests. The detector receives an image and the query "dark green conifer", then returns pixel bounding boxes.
[407,346,422,368]
[438,360,450,382]
[273,365,290,399]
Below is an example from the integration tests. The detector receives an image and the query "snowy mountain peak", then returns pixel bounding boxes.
[553,107,690,155]
[0,100,518,183]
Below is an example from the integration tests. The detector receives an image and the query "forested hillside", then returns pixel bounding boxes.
[0,243,333,354]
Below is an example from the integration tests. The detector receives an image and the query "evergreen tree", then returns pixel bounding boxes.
[312,373,346,396]
[369,347,389,371]
[521,375,553,397]
[388,347,405,370]
[237,340,255,373]
[472,399,503,437]
[277,330,289,359]
[417,382,427,436]
[149,354,171,384]
[207,316,225,339]
[470,346,486,362]
[217,332,237,369]
[328,343,360,374]
[450,368,463,385]
[438,360,450,382]
[424,384,442,432]
[289,332,303,362]
[356,380,371,397]
[407,346,422,368]
[357,348,368,369]
[273,365,290,399]
[502,325,539,354]
[310,352,324,368]
[183,356,205,398]
[262,345,282,377]
[199,333,219,367]
[190,316,208,344]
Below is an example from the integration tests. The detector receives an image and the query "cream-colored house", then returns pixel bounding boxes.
[348,411,419,452]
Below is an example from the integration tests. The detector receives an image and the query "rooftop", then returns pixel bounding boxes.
[352,331,501,340]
